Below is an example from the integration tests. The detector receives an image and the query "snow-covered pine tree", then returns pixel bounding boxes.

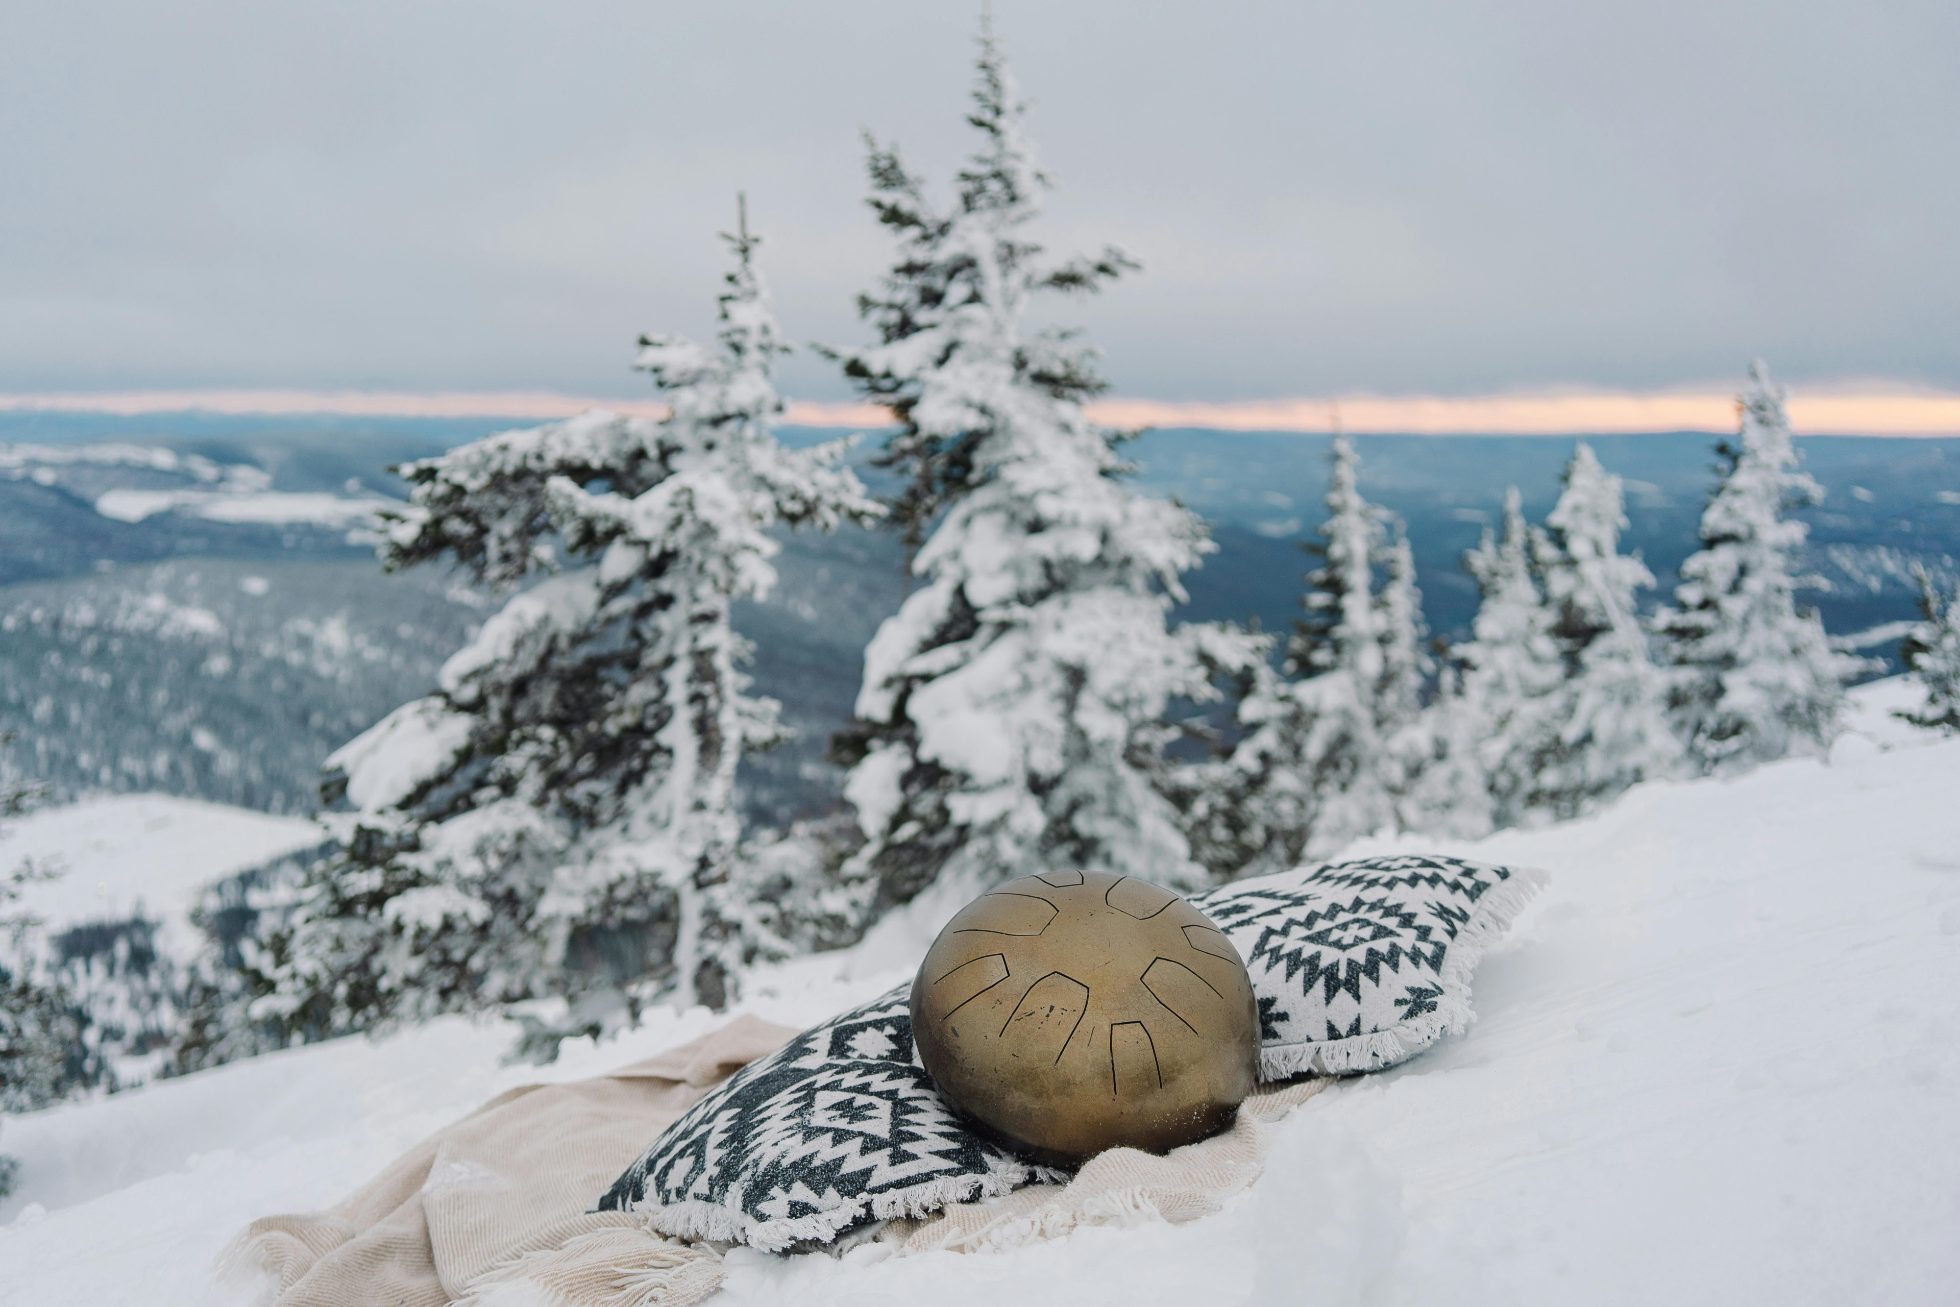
[1898,567,1960,733]
[1377,520,1507,840]
[1290,434,1385,684]
[829,22,1257,906]
[1534,443,1679,816]
[1196,434,1405,871]
[1660,360,1852,772]
[1455,486,1564,827]
[1398,659,1495,840]
[1377,517,1434,804]
[1280,433,1402,853]
[260,204,875,1043]
[1178,643,1313,884]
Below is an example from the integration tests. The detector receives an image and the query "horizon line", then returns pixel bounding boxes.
[4,384,1960,437]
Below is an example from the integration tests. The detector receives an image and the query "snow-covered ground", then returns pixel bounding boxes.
[92,488,387,527]
[0,795,320,955]
[0,440,390,529]
[3,681,1957,1305]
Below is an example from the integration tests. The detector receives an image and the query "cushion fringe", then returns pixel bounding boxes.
[637,1162,1056,1254]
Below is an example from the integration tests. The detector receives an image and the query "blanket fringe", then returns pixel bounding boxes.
[1258,864,1548,1080]
[968,1184,1169,1253]
[453,1225,723,1307]
[211,1219,338,1303]
[211,1229,264,1287]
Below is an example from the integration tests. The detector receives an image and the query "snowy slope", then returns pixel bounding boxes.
[3,682,1957,1305]
[0,796,320,954]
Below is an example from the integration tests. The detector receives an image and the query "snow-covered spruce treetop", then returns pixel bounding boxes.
[261,206,876,1042]
[1456,486,1565,827]
[1533,443,1679,818]
[829,24,1258,907]
[1899,567,1960,733]
[1660,360,1855,773]
[1288,433,1386,685]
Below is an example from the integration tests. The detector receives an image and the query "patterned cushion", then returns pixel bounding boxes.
[599,853,1540,1250]
[595,984,1064,1252]
[1191,853,1543,1079]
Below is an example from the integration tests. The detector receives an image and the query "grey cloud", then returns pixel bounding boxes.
[2,0,1954,401]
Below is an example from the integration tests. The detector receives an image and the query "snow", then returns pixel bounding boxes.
[91,490,201,522]
[93,488,387,526]
[0,442,226,480]
[4,681,1959,1304]
[0,795,319,951]
[434,570,604,696]
[1835,618,1920,651]
[56,442,385,527]
[326,697,475,812]
[188,492,387,526]
[133,592,225,639]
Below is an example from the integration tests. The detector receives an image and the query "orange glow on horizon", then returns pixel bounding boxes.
[2,385,1958,437]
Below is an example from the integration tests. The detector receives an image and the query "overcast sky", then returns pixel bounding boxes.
[4,0,1956,416]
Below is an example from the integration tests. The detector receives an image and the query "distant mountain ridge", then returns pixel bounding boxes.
[3,415,1954,824]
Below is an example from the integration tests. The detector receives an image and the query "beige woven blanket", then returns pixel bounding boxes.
[222,1017,1329,1307]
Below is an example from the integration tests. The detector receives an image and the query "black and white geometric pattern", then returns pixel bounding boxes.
[1191,853,1544,1079]
[598,854,1540,1250]
[596,984,1064,1253]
